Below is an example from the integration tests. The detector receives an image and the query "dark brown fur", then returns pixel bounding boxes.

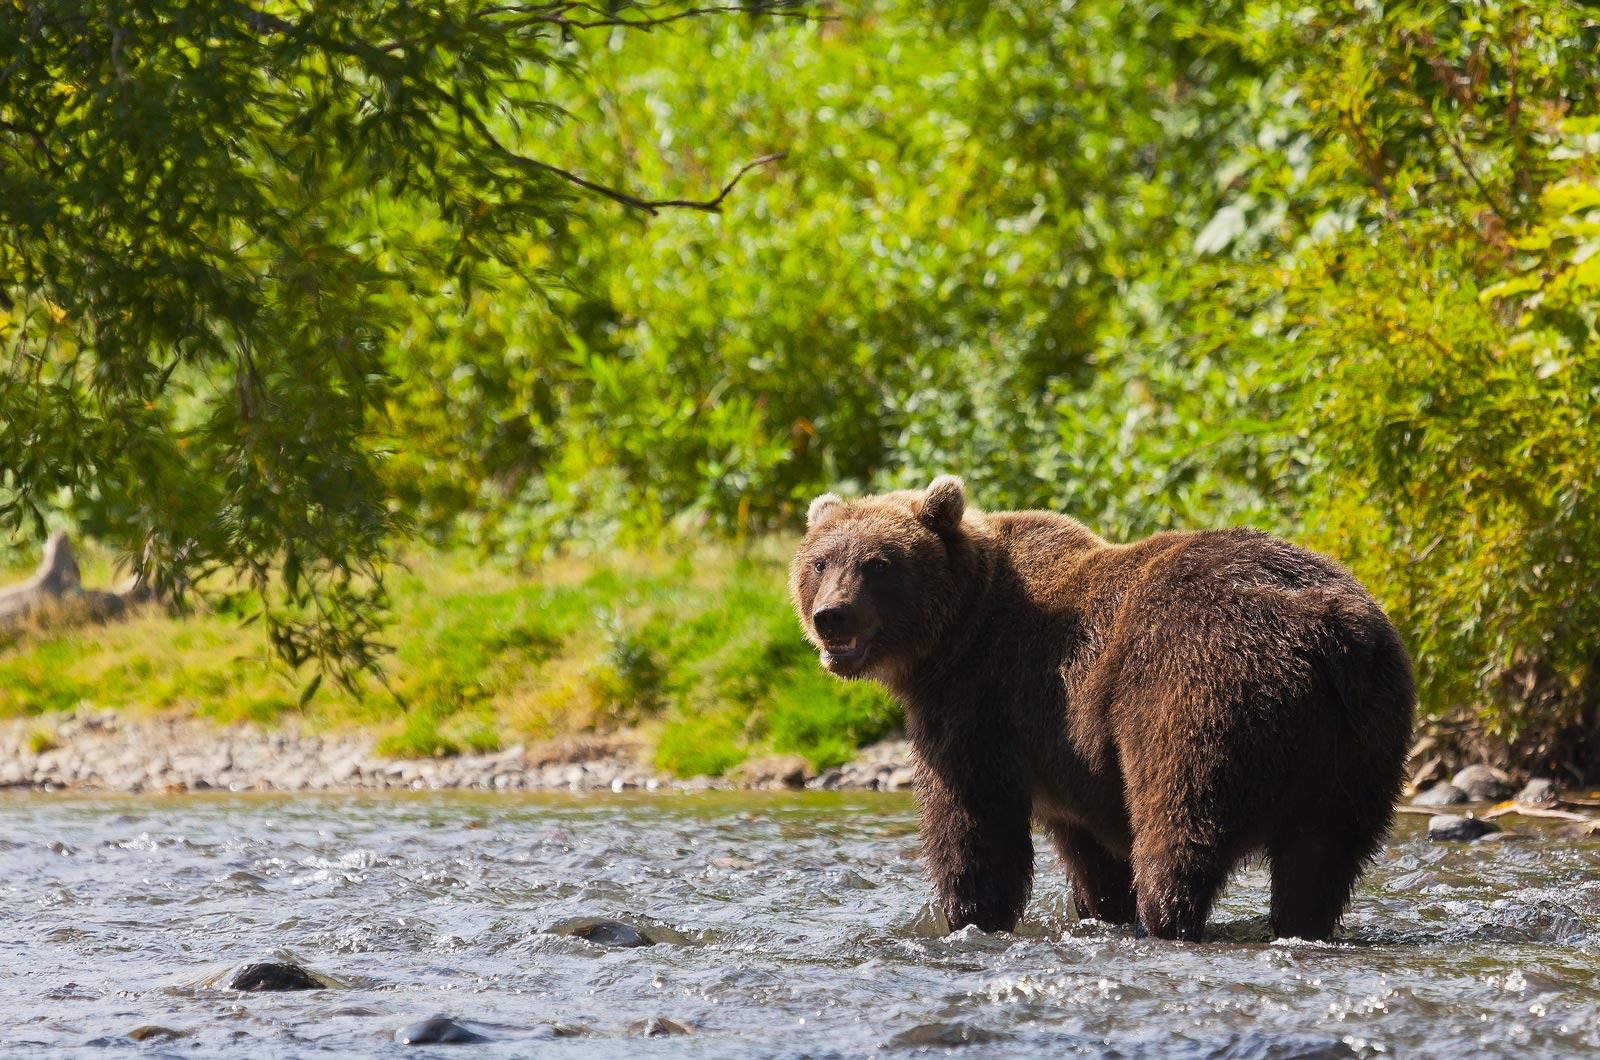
[790,476,1414,941]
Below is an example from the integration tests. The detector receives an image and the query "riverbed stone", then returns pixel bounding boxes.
[1451,765,1512,801]
[1428,814,1499,842]
[628,1017,690,1037]
[1411,781,1468,807]
[395,1017,489,1045]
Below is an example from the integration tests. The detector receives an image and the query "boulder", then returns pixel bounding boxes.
[1451,764,1513,801]
[727,753,815,789]
[1411,781,1468,807]
[1516,777,1559,805]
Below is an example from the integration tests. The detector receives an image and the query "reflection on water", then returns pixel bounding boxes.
[1,791,1598,1057]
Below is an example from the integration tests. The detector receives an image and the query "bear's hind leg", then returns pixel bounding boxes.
[1048,823,1135,925]
[1131,836,1231,942]
[1267,827,1374,941]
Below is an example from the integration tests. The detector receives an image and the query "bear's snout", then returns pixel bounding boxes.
[812,603,862,641]
[810,601,878,674]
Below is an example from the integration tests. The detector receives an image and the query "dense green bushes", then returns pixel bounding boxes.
[384,1,1600,767]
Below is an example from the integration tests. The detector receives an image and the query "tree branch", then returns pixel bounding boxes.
[445,87,786,214]
[230,0,793,214]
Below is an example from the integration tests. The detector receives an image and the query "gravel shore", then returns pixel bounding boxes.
[0,709,916,794]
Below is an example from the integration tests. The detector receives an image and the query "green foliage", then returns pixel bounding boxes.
[653,708,749,778]
[583,610,671,726]
[0,0,799,684]
[1196,6,1600,754]
[389,0,1282,546]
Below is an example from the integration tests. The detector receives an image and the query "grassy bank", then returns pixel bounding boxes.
[0,542,898,775]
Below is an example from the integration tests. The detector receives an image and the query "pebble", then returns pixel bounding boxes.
[1451,764,1513,802]
[395,1017,489,1045]
[1428,815,1499,842]
[0,711,920,794]
[1411,781,1468,807]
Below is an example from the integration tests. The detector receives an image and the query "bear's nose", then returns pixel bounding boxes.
[812,604,855,639]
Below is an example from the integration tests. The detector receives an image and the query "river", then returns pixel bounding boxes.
[1,791,1597,1057]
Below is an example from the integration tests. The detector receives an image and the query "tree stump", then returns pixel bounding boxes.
[0,532,146,627]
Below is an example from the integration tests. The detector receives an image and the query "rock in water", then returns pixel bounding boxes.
[627,1017,690,1037]
[224,962,328,991]
[561,918,653,948]
[1451,765,1512,801]
[1428,815,1499,842]
[887,1022,1013,1048]
[1517,777,1558,805]
[1411,781,1468,807]
[127,1025,190,1041]
[395,1017,489,1045]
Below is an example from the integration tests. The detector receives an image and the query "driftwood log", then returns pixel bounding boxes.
[0,532,147,626]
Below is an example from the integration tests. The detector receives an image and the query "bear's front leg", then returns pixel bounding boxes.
[913,758,1034,933]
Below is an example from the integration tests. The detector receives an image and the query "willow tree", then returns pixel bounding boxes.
[0,1,789,685]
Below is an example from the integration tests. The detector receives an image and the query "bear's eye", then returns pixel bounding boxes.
[864,557,890,576]
[812,558,827,574]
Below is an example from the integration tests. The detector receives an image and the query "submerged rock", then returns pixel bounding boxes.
[627,1017,690,1037]
[224,961,331,992]
[887,1022,1013,1048]
[1411,781,1468,807]
[1451,765,1512,801]
[395,1017,489,1045]
[1428,815,1499,842]
[558,918,653,948]
[127,1025,191,1042]
[1555,820,1600,840]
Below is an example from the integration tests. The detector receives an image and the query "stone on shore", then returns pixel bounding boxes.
[727,753,814,789]
[1516,777,1558,805]
[1411,781,1468,807]
[1451,765,1513,802]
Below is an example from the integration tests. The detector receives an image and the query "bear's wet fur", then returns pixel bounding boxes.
[790,476,1414,941]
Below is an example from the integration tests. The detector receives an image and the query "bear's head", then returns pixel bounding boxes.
[790,475,972,681]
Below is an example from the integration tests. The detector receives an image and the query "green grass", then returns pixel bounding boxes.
[0,540,900,773]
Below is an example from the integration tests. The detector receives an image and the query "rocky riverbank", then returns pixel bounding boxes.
[0,708,918,794]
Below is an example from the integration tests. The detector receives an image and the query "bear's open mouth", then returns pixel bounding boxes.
[821,635,871,663]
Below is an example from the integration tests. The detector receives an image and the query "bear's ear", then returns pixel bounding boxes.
[918,475,966,532]
[807,492,844,528]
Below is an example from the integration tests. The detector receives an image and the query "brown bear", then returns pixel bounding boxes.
[790,476,1414,941]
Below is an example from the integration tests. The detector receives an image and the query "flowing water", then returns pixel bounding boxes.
[2,791,1599,1058]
